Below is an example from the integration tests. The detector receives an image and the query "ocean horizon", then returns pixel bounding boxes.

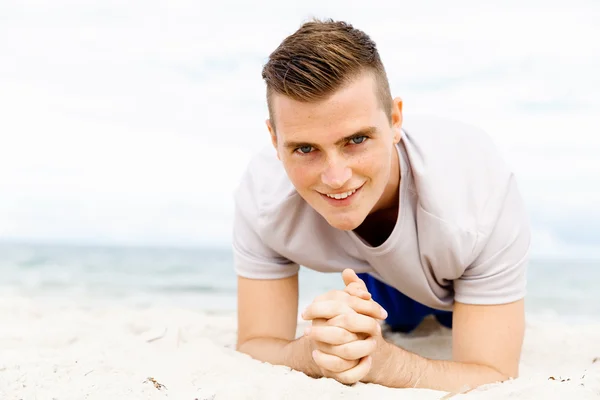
[1,240,598,324]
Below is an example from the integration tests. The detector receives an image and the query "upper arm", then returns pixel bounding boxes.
[232,158,301,348]
[233,199,300,348]
[454,175,531,305]
[452,299,524,378]
[236,274,299,348]
[451,176,529,377]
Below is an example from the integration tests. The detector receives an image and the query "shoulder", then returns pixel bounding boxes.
[403,115,516,237]
[232,146,306,278]
[402,115,501,162]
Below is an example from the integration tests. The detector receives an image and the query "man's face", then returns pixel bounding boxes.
[268,71,403,231]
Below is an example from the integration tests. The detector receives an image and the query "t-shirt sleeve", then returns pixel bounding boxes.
[453,176,531,305]
[231,168,300,280]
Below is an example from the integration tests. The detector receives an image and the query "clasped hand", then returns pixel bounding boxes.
[301,269,388,384]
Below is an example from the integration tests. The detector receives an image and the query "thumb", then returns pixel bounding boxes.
[342,268,366,289]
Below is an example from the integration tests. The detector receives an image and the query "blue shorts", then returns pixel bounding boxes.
[357,273,453,333]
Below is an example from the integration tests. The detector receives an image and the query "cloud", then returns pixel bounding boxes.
[0,0,598,255]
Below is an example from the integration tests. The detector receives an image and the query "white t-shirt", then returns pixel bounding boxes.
[232,116,531,310]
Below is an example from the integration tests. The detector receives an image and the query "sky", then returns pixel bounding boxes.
[0,0,598,259]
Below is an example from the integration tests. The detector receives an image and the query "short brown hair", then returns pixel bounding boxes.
[262,18,393,129]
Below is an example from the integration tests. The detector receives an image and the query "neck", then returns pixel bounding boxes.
[372,144,401,214]
[352,146,401,247]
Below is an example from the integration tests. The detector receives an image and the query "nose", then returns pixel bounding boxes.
[321,156,352,189]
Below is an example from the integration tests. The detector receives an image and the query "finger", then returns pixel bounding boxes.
[344,282,371,300]
[332,355,372,385]
[306,325,360,345]
[317,336,377,361]
[312,350,358,373]
[314,288,360,303]
[328,313,382,337]
[313,292,331,303]
[313,289,342,303]
[342,269,366,289]
[351,296,387,320]
[346,296,388,320]
[303,298,386,322]
[302,300,352,320]
[310,317,328,327]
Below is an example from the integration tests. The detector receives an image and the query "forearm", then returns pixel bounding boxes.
[237,335,321,378]
[367,340,509,393]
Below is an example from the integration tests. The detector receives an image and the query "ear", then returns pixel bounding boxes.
[391,97,403,143]
[266,119,280,160]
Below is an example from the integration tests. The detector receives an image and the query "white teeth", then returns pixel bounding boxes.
[326,189,357,200]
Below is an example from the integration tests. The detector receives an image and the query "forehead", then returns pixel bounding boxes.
[271,73,385,143]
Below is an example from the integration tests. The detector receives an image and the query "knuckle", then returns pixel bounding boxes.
[339,312,350,325]
[346,295,359,309]
[330,290,347,301]
[318,327,338,345]
[317,291,337,302]
[314,294,326,302]
[312,319,327,328]
[341,313,356,330]
[346,282,360,293]
[369,319,379,334]
[331,356,346,372]
[333,328,349,345]
[328,300,344,314]
[315,341,330,353]
[337,343,352,360]
[319,354,345,374]
[344,329,356,343]
[367,337,377,354]
[336,371,359,385]
[320,368,333,379]
[331,313,348,328]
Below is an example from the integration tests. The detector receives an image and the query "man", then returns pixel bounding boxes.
[232,18,530,393]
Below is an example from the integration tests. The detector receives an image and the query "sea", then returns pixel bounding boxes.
[1,242,598,323]
[0,1,598,326]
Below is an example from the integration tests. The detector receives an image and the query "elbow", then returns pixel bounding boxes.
[236,334,252,352]
[468,362,517,384]
[236,337,253,352]
[236,331,266,351]
[235,335,273,353]
[495,361,519,381]
[504,368,519,381]
[489,365,518,383]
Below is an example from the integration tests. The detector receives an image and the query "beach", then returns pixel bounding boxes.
[1,0,599,398]
[1,295,599,400]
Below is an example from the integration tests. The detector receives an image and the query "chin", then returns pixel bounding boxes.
[324,213,365,231]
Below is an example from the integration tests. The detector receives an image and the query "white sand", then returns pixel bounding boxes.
[1,296,599,400]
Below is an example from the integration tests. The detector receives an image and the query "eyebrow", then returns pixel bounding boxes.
[283,126,378,150]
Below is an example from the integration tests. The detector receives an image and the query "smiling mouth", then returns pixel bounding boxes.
[324,188,358,200]
[319,183,364,201]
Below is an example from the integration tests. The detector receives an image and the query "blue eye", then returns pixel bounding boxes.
[351,136,367,145]
[297,145,313,154]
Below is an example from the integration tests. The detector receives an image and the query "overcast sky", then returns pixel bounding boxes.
[0,0,598,259]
